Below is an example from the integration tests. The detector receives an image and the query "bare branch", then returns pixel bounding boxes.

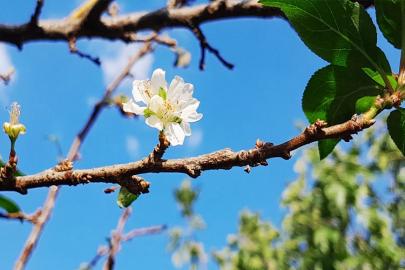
[0,1,282,48]
[14,39,155,270]
[120,225,167,242]
[0,209,42,224]
[1,115,376,194]
[29,0,44,26]
[104,207,131,270]
[189,22,233,70]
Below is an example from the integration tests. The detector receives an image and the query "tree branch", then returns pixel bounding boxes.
[13,39,155,270]
[0,209,42,224]
[0,115,375,194]
[104,207,131,270]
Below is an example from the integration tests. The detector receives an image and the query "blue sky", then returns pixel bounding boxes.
[0,1,400,269]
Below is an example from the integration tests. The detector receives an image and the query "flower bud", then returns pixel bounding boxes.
[3,102,26,143]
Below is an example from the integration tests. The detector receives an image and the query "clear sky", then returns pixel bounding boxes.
[0,1,400,269]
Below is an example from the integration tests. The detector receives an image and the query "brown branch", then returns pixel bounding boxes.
[120,225,167,242]
[0,1,281,48]
[13,39,154,270]
[0,0,373,47]
[68,36,101,66]
[104,185,120,194]
[189,22,233,70]
[0,208,42,224]
[104,207,131,270]
[83,223,166,269]
[1,115,376,194]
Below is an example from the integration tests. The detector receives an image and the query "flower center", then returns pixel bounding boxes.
[139,79,154,99]
[155,99,181,126]
[9,102,21,125]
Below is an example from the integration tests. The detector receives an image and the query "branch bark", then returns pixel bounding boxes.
[13,40,154,270]
[1,115,375,194]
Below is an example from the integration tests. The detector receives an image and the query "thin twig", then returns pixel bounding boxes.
[29,0,44,26]
[103,207,132,270]
[0,209,42,224]
[13,41,154,270]
[83,224,166,269]
[120,225,167,242]
[189,23,234,70]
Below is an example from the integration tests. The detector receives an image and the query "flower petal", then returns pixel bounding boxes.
[179,99,200,119]
[149,95,164,113]
[181,83,194,100]
[168,76,185,101]
[165,122,185,146]
[132,80,148,103]
[183,111,203,123]
[123,99,146,115]
[151,68,168,95]
[146,115,164,130]
[180,121,191,136]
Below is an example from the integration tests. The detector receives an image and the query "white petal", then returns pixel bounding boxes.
[181,121,191,136]
[123,99,146,115]
[132,80,147,103]
[146,115,164,130]
[151,68,168,95]
[149,95,164,113]
[183,112,203,123]
[179,99,200,119]
[168,76,185,101]
[165,122,185,146]
[181,83,194,100]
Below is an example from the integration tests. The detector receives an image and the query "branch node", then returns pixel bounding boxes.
[54,159,74,172]
[243,165,250,174]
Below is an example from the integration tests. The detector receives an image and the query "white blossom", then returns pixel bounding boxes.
[123,68,202,146]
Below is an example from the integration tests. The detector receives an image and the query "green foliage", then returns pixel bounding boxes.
[259,0,404,158]
[388,107,405,156]
[0,194,20,213]
[211,120,405,269]
[174,180,199,217]
[375,0,403,49]
[302,65,384,158]
[117,187,139,208]
[259,0,390,74]
[168,180,207,270]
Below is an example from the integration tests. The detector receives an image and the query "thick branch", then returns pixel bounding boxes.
[0,0,375,47]
[0,115,375,193]
[0,1,281,47]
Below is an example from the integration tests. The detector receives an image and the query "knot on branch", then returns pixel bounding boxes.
[120,175,150,195]
[305,119,328,136]
[54,159,74,172]
[1,150,18,179]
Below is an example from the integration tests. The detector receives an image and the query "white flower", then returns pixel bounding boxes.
[123,68,202,146]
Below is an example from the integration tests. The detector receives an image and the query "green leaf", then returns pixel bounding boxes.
[356,96,378,115]
[260,0,389,77]
[302,65,384,159]
[0,194,20,213]
[387,107,405,156]
[375,0,403,49]
[158,87,167,101]
[117,187,139,208]
[318,139,340,160]
[143,108,155,118]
